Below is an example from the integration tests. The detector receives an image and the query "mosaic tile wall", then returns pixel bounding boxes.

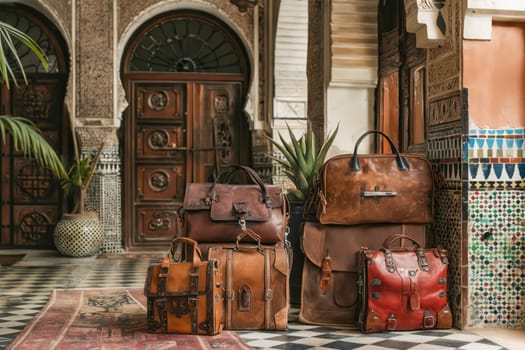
[467,128,525,328]
[427,123,464,328]
[84,146,123,253]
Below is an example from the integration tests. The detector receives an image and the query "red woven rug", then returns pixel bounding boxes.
[8,288,253,350]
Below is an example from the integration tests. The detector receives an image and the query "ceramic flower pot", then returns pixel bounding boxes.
[53,212,104,257]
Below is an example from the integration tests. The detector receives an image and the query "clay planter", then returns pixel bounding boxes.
[53,212,104,257]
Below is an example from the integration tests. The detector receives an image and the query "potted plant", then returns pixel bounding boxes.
[53,140,106,257]
[267,122,338,305]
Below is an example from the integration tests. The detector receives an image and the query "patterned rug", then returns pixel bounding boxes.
[0,254,25,266]
[7,288,252,350]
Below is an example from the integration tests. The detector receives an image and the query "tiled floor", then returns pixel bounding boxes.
[0,250,518,350]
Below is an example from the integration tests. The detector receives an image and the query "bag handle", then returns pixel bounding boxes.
[383,234,421,250]
[216,165,260,185]
[349,130,410,172]
[208,165,272,207]
[235,229,263,253]
[169,237,203,265]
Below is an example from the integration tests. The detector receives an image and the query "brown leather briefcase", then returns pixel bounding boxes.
[182,165,288,243]
[358,235,452,333]
[144,237,223,335]
[207,230,290,330]
[299,222,427,326]
[309,130,433,225]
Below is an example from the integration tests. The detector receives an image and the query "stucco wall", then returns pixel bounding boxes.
[464,23,525,129]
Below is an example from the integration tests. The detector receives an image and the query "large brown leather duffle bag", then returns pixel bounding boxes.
[299,222,427,327]
[182,165,288,243]
[358,235,452,333]
[309,130,433,225]
[144,237,224,335]
[207,230,290,330]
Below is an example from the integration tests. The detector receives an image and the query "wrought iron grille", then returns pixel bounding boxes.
[129,15,242,73]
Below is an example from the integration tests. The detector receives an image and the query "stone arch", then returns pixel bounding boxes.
[116,1,256,124]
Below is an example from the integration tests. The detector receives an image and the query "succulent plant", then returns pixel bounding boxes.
[267,123,338,201]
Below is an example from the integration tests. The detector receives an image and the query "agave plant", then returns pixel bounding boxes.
[0,20,67,179]
[267,123,339,201]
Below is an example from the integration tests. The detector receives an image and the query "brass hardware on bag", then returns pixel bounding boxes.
[423,310,436,328]
[238,285,252,311]
[360,185,397,203]
[415,249,430,271]
[383,249,395,273]
[371,278,382,286]
[238,218,247,231]
[386,313,397,330]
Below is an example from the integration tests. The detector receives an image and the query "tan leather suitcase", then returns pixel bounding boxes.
[207,230,290,330]
[299,222,427,327]
[144,238,224,335]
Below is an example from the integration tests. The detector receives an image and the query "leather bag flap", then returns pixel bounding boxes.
[183,183,283,222]
[165,261,209,294]
[302,222,359,273]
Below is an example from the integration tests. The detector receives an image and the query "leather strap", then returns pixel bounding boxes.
[264,249,273,329]
[415,249,429,271]
[204,260,215,335]
[423,310,436,328]
[319,253,332,293]
[383,249,395,273]
[189,266,200,334]
[225,249,233,329]
[408,274,420,310]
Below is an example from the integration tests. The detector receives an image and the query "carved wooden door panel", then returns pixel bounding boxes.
[125,81,247,249]
[0,79,67,248]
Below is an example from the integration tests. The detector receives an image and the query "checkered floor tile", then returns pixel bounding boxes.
[0,252,509,350]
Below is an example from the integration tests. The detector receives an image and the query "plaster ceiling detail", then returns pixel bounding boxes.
[404,0,448,48]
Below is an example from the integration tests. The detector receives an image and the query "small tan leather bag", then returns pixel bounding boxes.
[144,237,224,335]
[309,130,433,225]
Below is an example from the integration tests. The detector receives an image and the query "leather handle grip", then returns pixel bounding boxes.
[209,165,271,206]
[235,228,262,249]
[170,237,203,265]
[349,130,410,172]
[382,234,421,250]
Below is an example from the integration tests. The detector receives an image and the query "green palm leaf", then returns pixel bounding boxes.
[0,21,48,88]
[0,115,67,179]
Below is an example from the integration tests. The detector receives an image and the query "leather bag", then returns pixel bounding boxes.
[358,234,452,333]
[299,222,427,326]
[182,165,288,243]
[144,237,223,335]
[207,230,290,330]
[310,130,433,225]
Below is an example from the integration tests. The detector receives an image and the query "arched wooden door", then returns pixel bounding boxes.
[0,5,70,248]
[122,10,251,250]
